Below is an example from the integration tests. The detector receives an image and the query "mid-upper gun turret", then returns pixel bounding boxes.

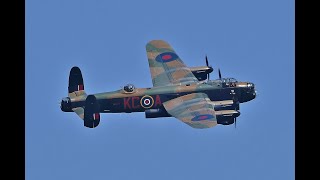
[123,84,136,93]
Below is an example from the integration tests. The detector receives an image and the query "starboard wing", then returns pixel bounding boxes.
[163,93,217,129]
[146,40,199,87]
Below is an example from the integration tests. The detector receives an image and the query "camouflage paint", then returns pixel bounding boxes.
[146,40,199,87]
[62,40,256,129]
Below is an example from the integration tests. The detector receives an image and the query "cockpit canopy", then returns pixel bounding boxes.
[206,78,238,86]
[221,78,237,83]
[123,84,135,92]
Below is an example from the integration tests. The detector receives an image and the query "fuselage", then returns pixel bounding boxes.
[62,79,256,114]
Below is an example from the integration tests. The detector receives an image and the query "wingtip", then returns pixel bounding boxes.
[146,40,173,51]
[147,39,166,43]
[147,39,170,46]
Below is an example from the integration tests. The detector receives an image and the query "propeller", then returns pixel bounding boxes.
[205,55,224,81]
[205,55,209,66]
[205,55,212,81]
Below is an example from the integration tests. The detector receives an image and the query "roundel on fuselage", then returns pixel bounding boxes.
[155,52,179,63]
[140,95,154,109]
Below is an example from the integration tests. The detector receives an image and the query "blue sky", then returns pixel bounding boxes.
[26,0,294,179]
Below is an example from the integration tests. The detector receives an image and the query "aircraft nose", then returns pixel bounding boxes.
[253,90,257,98]
[247,82,257,99]
[247,82,254,89]
[236,82,257,103]
[252,85,257,99]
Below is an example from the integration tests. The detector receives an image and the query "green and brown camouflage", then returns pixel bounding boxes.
[70,83,215,102]
[163,93,217,128]
[146,40,199,87]
[60,40,257,129]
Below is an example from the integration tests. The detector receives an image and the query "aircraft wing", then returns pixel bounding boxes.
[163,93,218,129]
[146,40,199,87]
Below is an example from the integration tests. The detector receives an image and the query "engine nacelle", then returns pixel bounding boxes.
[190,66,213,81]
[145,108,171,118]
[217,116,235,125]
[216,111,240,125]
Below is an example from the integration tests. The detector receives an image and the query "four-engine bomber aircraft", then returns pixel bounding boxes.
[60,40,256,129]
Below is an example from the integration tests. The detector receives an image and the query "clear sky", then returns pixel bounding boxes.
[26,0,294,179]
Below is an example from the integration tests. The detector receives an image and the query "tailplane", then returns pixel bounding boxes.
[61,67,100,128]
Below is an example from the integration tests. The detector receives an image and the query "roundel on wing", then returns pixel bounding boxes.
[155,52,179,63]
[140,95,154,109]
[191,114,215,121]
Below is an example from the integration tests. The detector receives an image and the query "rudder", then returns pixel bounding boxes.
[84,95,100,128]
[68,66,87,98]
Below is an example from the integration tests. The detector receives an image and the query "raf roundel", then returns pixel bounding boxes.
[140,95,154,109]
[155,52,179,63]
[191,114,215,121]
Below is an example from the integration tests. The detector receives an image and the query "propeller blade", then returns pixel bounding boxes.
[218,68,222,79]
[205,55,209,66]
[205,55,211,82]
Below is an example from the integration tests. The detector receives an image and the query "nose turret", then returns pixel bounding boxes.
[247,82,254,89]
[250,83,257,99]
[236,82,256,103]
